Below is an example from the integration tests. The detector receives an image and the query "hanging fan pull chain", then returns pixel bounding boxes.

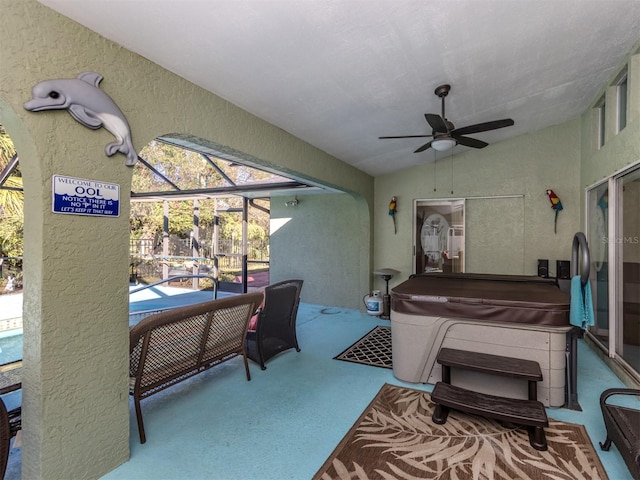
[433,149,437,192]
[450,149,454,195]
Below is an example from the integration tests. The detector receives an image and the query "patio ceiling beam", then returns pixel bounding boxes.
[130,180,308,200]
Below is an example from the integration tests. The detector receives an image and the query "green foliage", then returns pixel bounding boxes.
[0,216,23,258]
[0,129,271,263]
[0,176,23,219]
[130,141,270,256]
[0,124,24,258]
[0,125,16,164]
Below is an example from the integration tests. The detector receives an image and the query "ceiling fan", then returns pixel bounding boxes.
[379,84,514,153]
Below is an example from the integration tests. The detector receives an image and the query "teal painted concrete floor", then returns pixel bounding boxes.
[6,303,634,479]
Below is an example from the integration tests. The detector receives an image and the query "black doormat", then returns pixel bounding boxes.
[334,325,392,369]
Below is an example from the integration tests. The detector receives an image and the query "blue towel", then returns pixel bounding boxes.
[583,278,595,327]
[570,275,595,329]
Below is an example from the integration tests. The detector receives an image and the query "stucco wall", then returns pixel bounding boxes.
[580,46,640,192]
[374,119,582,287]
[578,44,640,272]
[270,193,368,308]
[0,1,373,478]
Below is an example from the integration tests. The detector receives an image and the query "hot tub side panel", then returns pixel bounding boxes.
[391,312,571,407]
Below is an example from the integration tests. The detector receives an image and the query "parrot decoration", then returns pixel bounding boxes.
[546,189,563,234]
[388,196,397,234]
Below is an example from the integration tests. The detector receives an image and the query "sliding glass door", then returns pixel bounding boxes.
[413,199,465,274]
[587,182,609,344]
[617,168,640,373]
[587,164,640,379]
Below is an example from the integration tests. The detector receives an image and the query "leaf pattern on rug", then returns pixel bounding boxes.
[314,383,608,480]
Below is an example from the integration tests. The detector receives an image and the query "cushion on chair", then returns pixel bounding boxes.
[247,295,265,332]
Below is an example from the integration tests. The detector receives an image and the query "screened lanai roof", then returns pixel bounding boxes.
[131,136,331,202]
[0,135,335,200]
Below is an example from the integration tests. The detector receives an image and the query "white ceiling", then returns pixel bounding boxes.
[38,0,640,177]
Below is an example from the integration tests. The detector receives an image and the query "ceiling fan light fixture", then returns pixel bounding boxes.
[431,138,456,151]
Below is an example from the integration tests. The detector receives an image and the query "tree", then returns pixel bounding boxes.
[0,124,24,258]
[130,141,271,257]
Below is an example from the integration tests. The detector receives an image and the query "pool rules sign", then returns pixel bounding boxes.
[52,175,120,217]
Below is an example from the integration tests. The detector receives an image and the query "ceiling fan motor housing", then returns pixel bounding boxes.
[434,84,451,98]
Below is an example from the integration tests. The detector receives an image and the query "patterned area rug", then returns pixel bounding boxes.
[334,326,392,369]
[314,383,608,480]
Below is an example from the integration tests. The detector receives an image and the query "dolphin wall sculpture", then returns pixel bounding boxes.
[24,72,137,166]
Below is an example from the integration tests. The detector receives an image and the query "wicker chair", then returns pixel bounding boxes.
[245,279,303,370]
[130,292,263,443]
[0,398,20,480]
[599,388,640,480]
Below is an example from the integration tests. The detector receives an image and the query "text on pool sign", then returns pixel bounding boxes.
[53,175,120,217]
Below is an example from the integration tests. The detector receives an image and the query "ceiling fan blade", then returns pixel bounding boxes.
[452,135,488,149]
[414,140,433,153]
[425,114,448,133]
[379,134,433,139]
[452,118,514,136]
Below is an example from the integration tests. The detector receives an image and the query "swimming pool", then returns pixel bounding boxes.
[0,286,231,365]
[127,285,222,324]
[0,329,23,365]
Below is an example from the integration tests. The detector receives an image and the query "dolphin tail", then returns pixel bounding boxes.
[105,137,138,166]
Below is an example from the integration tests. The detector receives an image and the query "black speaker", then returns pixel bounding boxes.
[537,259,549,278]
[557,260,570,280]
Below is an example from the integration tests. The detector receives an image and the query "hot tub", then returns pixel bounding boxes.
[391,273,571,407]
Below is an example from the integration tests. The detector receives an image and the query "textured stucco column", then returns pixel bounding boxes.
[2,2,133,477]
[19,117,133,480]
[0,97,132,478]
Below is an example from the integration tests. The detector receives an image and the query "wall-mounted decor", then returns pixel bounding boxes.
[545,189,563,234]
[24,72,137,166]
[52,175,120,217]
[388,196,397,234]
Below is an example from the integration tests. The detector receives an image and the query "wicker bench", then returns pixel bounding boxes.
[129,292,263,443]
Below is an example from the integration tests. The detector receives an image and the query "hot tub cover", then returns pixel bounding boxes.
[391,273,570,327]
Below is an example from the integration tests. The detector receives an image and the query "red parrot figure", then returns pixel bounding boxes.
[546,189,563,234]
[388,196,397,234]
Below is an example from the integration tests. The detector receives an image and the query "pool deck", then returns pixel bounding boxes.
[0,293,23,332]
[0,293,22,319]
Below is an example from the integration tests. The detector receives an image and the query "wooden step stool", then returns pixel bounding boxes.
[431,347,549,451]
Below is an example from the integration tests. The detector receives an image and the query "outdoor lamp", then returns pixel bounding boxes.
[374,268,400,320]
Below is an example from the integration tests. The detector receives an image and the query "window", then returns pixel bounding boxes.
[596,97,606,149]
[617,73,627,132]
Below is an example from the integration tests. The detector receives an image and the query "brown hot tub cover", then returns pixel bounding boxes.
[391,273,570,327]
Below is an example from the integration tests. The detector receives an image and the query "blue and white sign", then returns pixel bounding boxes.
[52,175,120,217]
